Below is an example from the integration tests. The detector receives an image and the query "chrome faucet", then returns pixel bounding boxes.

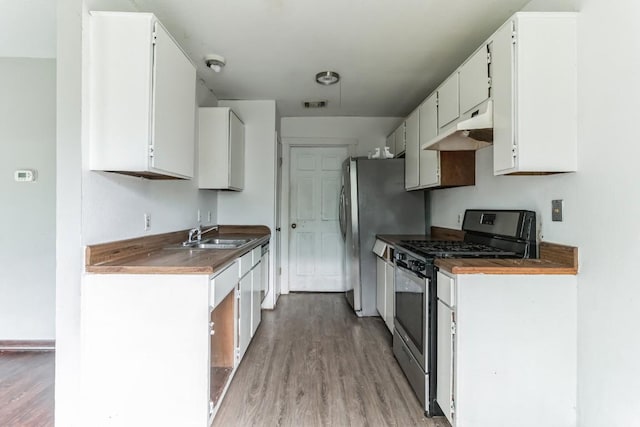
[183,225,219,246]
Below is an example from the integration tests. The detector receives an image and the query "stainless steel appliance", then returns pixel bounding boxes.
[393,209,536,416]
[339,157,426,317]
[260,242,269,302]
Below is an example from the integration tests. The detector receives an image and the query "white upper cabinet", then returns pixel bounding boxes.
[198,107,245,191]
[394,123,406,155]
[418,93,440,188]
[89,12,196,179]
[459,44,491,115]
[491,13,577,175]
[385,133,394,155]
[437,73,459,130]
[404,108,420,189]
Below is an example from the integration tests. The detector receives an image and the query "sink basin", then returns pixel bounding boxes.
[165,237,251,250]
[200,238,250,246]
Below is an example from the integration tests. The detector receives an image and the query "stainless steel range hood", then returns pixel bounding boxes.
[421,100,493,151]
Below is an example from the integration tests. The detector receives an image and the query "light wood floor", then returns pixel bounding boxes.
[0,351,54,426]
[214,293,450,427]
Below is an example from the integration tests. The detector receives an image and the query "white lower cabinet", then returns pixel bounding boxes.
[435,270,577,427]
[81,243,267,426]
[375,255,395,333]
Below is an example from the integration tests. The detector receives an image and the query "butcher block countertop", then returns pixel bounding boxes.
[85,225,270,275]
[377,227,578,275]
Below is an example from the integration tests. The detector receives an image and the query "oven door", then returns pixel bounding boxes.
[394,264,428,371]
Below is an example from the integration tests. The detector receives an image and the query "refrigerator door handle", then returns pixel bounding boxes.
[338,185,346,240]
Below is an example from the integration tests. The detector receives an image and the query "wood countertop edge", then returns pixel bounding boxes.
[446,265,578,275]
[376,229,578,276]
[85,230,270,276]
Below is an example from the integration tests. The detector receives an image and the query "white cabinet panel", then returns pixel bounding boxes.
[491,21,517,173]
[386,133,394,155]
[437,73,459,130]
[394,123,405,155]
[251,261,261,337]
[437,298,454,424]
[89,12,196,179]
[491,13,577,175]
[404,109,420,189]
[376,257,385,317]
[229,111,245,189]
[384,261,394,332]
[459,45,490,115]
[237,273,252,361]
[210,261,239,309]
[198,108,245,190]
[150,22,196,178]
[418,93,440,188]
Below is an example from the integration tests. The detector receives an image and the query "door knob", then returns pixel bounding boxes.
[291,223,297,229]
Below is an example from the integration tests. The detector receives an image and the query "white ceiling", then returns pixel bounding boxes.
[5,0,576,118]
[130,0,533,117]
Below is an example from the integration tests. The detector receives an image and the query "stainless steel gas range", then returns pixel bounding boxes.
[392,209,537,416]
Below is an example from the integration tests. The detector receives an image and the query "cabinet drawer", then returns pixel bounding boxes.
[210,261,239,308]
[252,247,261,266]
[239,251,253,278]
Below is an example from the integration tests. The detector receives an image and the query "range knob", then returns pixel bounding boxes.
[414,261,425,271]
[396,252,407,261]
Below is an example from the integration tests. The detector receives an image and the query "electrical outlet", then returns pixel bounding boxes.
[144,213,151,231]
[197,209,201,222]
[552,200,563,222]
[207,211,212,222]
[457,213,463,225]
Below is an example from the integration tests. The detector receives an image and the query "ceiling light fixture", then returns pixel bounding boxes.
[204,54,226,72]
[315,71,340,85]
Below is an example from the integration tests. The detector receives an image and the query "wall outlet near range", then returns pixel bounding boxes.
[197,209,201,222]
[552,200,563,222]
[144,213,151,231]
[457,212,463,225]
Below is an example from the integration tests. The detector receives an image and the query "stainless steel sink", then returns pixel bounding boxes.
[165,237,251,250]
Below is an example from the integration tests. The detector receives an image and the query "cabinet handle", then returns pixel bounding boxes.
[291,223,297,229]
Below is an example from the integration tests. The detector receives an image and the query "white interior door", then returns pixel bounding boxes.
[288,146,348,291]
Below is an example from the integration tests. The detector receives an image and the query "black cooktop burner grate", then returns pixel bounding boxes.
[400,240,517,259]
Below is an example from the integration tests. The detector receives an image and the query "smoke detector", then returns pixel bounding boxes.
[204,54,226,72]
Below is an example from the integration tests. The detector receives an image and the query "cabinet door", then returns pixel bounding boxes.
[376,257,385,318]
[419,93,440,188]
[491,21,517,173]
[384,261,395,332]
[150,22,196,178]
[394,124,405,154]
[404,109,420,189]
[251,262,262,337]
[438,73,460,130]
[228,112,245,190]
[459,45,490,115]
[386,134,395,155]
[437,300,455,424]
[237,273,252,361]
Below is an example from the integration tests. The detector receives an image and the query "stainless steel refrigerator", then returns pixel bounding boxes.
[339,157,426,317]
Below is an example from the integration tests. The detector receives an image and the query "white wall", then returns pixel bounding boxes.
[56,1,219,425]
[216,100,279,308]
[217,100,277,228]
[281,116,403,157]
[0,58,56,340]
[431,0,640,424]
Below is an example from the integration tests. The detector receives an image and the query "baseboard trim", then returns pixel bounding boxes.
[0,340,55,352]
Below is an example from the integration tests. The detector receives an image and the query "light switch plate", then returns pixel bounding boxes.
[552,200,563,222]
